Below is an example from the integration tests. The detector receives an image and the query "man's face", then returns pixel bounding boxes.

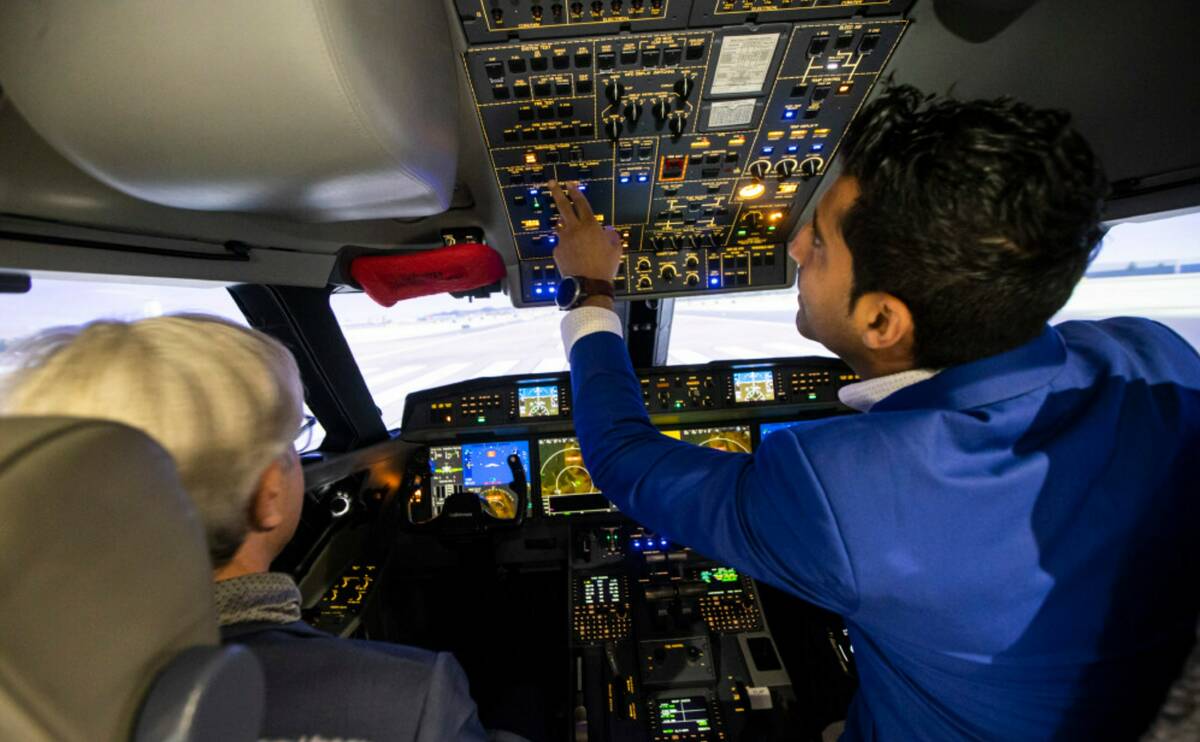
[787,176,863,359]
[270,448,306,556]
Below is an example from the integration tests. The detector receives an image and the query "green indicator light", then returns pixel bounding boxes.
[477,416,486,423]
[767,225,777,231]
[808,393,817,400]
[674,400,684,408]
[736,229,747,237]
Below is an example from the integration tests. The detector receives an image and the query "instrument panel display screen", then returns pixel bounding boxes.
[430,440,532,490]
[654,695,712,736]
[538,436,617,516]
[663,425,753,453]
[581,575,623,605]
[732,370,775,403]
[518,385,559,418]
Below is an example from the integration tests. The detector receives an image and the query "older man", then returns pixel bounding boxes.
[0,315,505,742]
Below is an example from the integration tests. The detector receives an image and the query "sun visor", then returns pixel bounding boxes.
[350,244,507,308]
[0,1,459,222]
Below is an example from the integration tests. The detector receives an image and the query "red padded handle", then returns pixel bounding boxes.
[349,243,507,307]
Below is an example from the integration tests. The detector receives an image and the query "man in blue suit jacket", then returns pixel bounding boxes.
[547,85,1200,740]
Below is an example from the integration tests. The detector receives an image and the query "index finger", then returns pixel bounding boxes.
[566,183,596,224]
[547,180,578,228]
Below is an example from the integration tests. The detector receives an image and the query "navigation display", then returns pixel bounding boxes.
[430,440,531,490]
[663,425,753,454]
[518,384,559,418]
[537,437,617,516]
[732,370,775,403]
[654,695,712,736]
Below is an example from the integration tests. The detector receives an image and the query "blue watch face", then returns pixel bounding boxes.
[555,277,578,309]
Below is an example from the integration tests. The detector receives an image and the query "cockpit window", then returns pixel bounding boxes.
[667,287,838,365]
[331,291,566,430]
[0,272,325,448]
[1055,209,1200,350]
[668,209,1200,363]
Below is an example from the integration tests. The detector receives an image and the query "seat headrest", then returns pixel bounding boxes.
[0,417,223,741]
[0,1,460,222]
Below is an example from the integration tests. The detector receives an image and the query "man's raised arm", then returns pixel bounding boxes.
[548,181,857,614]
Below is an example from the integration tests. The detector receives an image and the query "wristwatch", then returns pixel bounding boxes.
[555,276,615,311]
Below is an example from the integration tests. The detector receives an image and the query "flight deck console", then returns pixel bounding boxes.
[566,522,803,740]
[398,355,859,739]
[454,0,911,305]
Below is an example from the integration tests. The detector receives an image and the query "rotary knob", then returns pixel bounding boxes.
[330,492,352,518]
[674,75,695,101]
[637,276,653,290]
[636,257,653,271]
[652,98,671,123]
[775,158,798,179]
[684,274,700,287]
[660,265,678,282]
[800,157,823,177]
[605,79,625,104]
[747,160,771,180]
[606,117,624,140]
[624,100,643,123]
[684,255,700,269]
[668,112,687,136]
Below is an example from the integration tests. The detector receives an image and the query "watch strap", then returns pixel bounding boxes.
[575,277,615,299]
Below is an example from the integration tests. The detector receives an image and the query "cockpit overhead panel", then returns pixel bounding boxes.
[456,0,909,305]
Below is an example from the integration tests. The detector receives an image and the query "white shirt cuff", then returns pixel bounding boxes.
[561,305,623,359]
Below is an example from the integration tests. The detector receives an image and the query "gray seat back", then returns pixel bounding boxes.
[0,417,262,741]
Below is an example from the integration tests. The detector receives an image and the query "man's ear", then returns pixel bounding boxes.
[854,291,914,353]
[248,459,289,532]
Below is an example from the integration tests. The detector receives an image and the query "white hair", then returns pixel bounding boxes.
[0,314,304,565]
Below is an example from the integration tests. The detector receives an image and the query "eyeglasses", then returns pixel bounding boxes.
[294,414,320,454]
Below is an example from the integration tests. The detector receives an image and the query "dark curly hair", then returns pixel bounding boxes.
[838,84,1109,368]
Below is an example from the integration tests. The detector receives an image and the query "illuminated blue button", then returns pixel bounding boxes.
[786,144,799,154]
[534,286,543,295]
[546,235,558,245]
[761,146,774,155]
[528,187,539,195]
[548,286,557,294]
[578,183,587,191]
[636,173,649,183]
[659,538,667,547]
[709,277,720,287]
[782,109,797,120]
[811,143,824,152]
[619,175,631,184]
[633,539,642,549]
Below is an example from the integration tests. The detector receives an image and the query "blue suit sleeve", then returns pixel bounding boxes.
[570,331,859,614]
[415,652,493,742]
